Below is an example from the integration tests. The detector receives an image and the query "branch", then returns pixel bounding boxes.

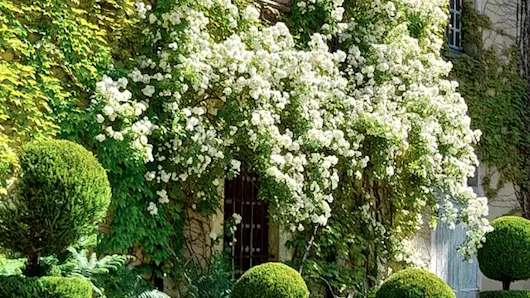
[306,275,341,298]
[298,225,319,274]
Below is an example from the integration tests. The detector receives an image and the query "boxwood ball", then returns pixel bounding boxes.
[232,262,309,298]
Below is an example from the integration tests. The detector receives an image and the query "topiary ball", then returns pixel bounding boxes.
[232,262,309,298]
[376,268,455,298]
[477,216,530,285]
[0,139,111,266]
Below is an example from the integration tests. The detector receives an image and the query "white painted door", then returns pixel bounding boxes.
[431,222,480,298]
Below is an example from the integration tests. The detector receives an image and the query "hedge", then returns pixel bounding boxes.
[232,262,309,298]
[0,276,91,297]
[480,291,530,298]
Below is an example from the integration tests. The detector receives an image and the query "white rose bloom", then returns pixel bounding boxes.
[147,202,158,215]
[95,134,106,142]
[142,85,156,97]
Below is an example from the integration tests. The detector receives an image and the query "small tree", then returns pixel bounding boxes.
[478,216,530,290]
[0,139,111,276]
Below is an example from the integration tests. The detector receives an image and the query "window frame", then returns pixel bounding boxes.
[448,0,463,50]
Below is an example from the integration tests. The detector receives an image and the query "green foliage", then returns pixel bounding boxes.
[232,262,309,298]
[0,139,111,269]
[92,265,169,298]
[480,291,530,298]
[0,245,167,298]
[59,247,127,296]
[0,0,141,267]
[445,2,528,197]
[183,254,234,298]
[0,257,25,276]
[0,134,17,192]
[375,269,455,298]
[59,246,168,298]
[477,216,530,284]
[0,276,92,298]
[136,290,171,298]
[288,200,392,296]
[0,0,136,150]
[288,0,340,44]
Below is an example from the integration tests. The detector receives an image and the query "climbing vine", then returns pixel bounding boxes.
[0,0,137,193]
[444,2,528,199]
[1,0,495,297]
[83,0,491,296]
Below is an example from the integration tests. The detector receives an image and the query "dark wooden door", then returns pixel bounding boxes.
[224,174,269,273]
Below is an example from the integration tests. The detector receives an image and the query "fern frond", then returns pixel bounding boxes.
[0,258,25,276]
[137,289,170,298]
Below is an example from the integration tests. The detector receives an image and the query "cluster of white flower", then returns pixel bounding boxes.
[335,0,491,258]
[93,76,155,163]
[395,238,430,269]
[96,0,491,260]
[135,2,152,19]
[227,213,242,235]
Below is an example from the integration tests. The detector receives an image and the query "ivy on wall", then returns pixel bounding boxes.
[0,0,135,145]
[0,0,136,193]
[444,2,528,198]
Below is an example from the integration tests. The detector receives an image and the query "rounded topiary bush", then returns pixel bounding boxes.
[477,216,530,290]
[375,268,455,298]
[480,291,530,298]
[0,276,91,297]
[232,262,309,298]
[0,139,111,274]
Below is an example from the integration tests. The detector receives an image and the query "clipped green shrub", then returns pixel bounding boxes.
[480,291,530,298]
[375,268,455,298]
[232,262,309,298]
[0,276,91,297]
[0,139,111,274]
[477,216,530,290]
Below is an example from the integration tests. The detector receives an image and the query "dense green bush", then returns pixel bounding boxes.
[0,139,111,274]
[477,216,530,290]
[0,276,91,297]
[232,262,309,298]
[375,269,455,298]
[480,291,530,298]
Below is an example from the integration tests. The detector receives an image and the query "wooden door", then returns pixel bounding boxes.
[431,222,480,298]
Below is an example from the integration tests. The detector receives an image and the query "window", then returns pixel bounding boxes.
[224,174,270,273]
[448,0,463,50]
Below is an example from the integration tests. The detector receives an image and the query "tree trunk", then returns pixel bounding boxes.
[24,252,41,277]
[516,186,530,219]
[503,279,511,290]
